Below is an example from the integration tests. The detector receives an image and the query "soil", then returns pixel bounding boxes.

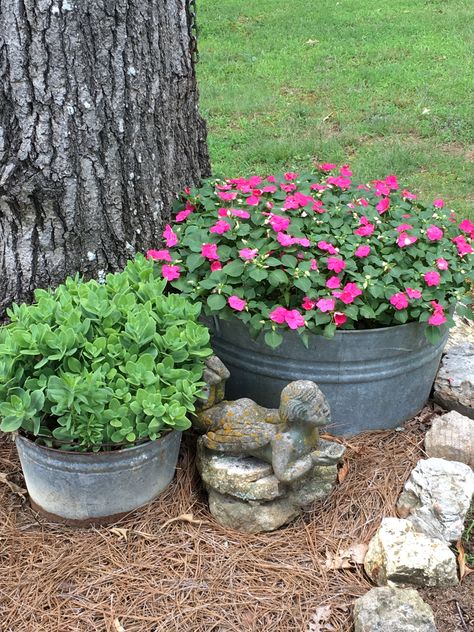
[0,404,473,632]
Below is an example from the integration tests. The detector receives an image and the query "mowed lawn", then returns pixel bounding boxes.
[197,0,474,217]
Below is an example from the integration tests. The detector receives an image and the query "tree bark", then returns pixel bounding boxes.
[0,0,210,314]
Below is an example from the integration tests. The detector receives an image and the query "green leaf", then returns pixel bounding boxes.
[264,330,283,349]
[293,277,311,292]
[206,294,227,311]
[222,260,245,277]
[268,269,288,286]
[249,268,268,282]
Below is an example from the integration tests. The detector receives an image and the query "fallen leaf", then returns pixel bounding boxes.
[305,39,319,46]
[337,460,349,484]
[325,543,368,569]
[113,618,126,632]
[0,472,27,496]
[457,541,474,579]
[320,434,360,454]
[307,605,334,631]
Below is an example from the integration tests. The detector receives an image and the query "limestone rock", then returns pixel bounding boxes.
[207,489,299,533]
[396,457,474,542]
[364,517,458,588]
[433,343,474,419]
[425,411,474,469]
[353,586,437,632]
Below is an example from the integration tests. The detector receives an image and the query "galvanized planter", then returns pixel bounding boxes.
[206,317,449,436]
[15,430,182,524]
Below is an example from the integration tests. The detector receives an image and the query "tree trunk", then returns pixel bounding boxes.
[0,0,210,314]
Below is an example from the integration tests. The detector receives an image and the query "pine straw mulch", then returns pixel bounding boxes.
[0,405,473,632]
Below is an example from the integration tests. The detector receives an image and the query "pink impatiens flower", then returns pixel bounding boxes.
[269,306,288,324]
[228,295,246,311]
[163,224,178,247]
[146,248,172,262]
[210,220,231,234]
[428,300,447,326]
[239,248,258,260]
[333,282,362,305]
[334,312,347,326]
[284,171,299,181]
[396,223,414,232]
[326,276,341,289]
[340,164,352,177]
[376,197,390,214]
[397,232,417,248]
[175,208,192,222]
[402,189,417,200]
[406,287,422,299]
[302,297,316,310]
[310,259,318,271]
[453,235,474,256]
[390,292,409,310]
[217,191,237,201]
[318,241,338,254]
[201,243,219,261]
[429,311,447,326]
[354,217,375,237]
[210,261,222,272]
[459,218,474,234]
[385,175,399,190]
[433,198,445,208]
[277,232,296,247]
[355,245,371,258]
[423,271,441,286]
[285,309,305,329]
[327,257,346,273]
[269,214,291,232]
[426,225,443,241]
[269,306,305,329]
[161,265,180,281]
[436,258,449,270]
[319,163,337,171]
[316,298,335,312]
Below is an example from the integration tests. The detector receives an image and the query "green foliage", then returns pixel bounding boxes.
[0,255,212,451]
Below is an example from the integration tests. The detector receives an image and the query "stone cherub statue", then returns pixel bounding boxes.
[194,357,341,483]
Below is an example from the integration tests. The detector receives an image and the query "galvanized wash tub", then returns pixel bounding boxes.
[206,317,449,436]
[15,430,182,524]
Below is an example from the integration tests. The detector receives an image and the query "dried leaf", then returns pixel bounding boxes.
[307,605,334,632]
[321,434,361,454]
[159,513,203,530]
[0,472,27,496]
[305,39,319,46]
[113,618,126,632]
[325,543,368,570]
[457,541,474,579]
[337,460,349,484]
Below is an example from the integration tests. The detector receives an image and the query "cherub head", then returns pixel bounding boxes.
[279,380,330,428]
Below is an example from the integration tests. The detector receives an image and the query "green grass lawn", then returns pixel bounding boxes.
[197,0,474,217]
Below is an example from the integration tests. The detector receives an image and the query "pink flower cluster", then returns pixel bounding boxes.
[144,164,473,343]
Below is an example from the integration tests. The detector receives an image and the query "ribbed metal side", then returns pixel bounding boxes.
[207,317,448,436]
[16,431,182,523]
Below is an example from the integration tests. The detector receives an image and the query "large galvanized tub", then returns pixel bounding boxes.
[207,317,449,436]
[16,430,182,524]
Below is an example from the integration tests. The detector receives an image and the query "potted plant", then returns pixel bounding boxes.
[146,164,474,434]
[0,255,211,523]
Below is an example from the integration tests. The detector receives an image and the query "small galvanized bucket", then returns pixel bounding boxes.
[16,430,182,525]
[206,317,449,436]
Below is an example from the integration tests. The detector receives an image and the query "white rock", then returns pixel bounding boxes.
[434,343,474,419]
[353,586,437,632]
[425,411,474,469]
[364,517,458,588]
[396,457,474,542]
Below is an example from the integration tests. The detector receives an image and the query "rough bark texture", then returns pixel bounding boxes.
[0,0,210,314]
